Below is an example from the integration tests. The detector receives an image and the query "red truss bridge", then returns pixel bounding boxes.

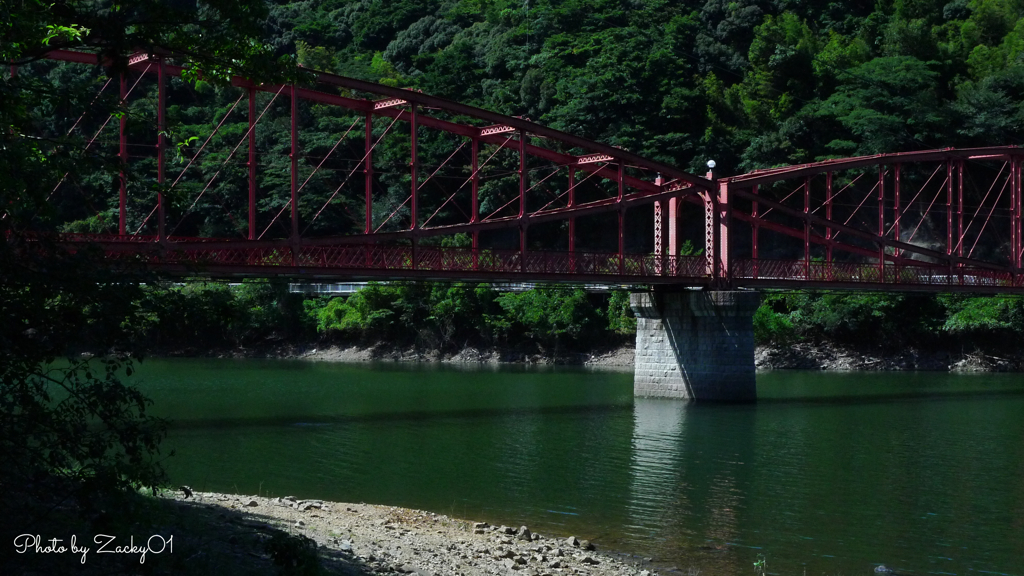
[19,50,1024,293]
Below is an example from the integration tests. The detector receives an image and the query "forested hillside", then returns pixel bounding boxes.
[31,0,1024,247]
[270,0,1024,174]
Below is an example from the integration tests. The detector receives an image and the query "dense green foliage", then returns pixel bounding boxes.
[133,282,1023,355]
[134,281,636,353]
[754,291,1024,349]
[268,0,1024,175]
[135,280,311,348]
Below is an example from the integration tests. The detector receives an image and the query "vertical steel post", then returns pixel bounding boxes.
[518,129,526,218]
[410,108,418,268]
[654,190,663,250]
[654,173,663,273]
[878,165,885,280]
[119,72,127,236]
[618,162,625,274]
[668,197,678,259]
[804,176,811,280]
[519,225,526,273]
[1011,158,1017,269]
[947,159,953,258]
[1018,157,1024,270]
[519,129,526,272]
[957,159,964,258]
[893,163,901,259]
[1011,157,1017,270]
[471,136,479,255]
[364,112,373,234]
[751,184,759,279]
[1014,157,1022,270]
[568,166,576,254]
[825,172,833,264]
[1011,156,1021,271]
[654,199,663,273]
[705,165,719,281]
[470,137,480,224]
[893,163,901,283]
[290,85,299,243]
[410,104,418,230]
[719,179,731,284]
[248,87,256,240]
[618,210,625,275]
[157,58,166,241]
[704,192,717,279]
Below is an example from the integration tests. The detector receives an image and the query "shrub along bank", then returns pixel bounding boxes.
[754,291,1024,354]
[129,281,636,355]
[129,281,1023,361]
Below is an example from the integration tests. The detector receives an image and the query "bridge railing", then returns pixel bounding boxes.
[88,242,711,280]
[733,259,1023,288]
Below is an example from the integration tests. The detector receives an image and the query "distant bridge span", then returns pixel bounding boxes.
[24,50,1024,294]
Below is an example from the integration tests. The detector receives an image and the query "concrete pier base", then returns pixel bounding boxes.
[630,291,759,401]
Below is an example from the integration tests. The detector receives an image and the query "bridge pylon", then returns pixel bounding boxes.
[631,290,759,402]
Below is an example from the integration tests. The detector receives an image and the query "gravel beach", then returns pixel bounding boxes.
[184,491,658,576]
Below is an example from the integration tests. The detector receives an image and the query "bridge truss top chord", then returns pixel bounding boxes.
[14,49,1024,293]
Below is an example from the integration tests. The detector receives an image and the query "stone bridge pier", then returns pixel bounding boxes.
[630,290,759,402]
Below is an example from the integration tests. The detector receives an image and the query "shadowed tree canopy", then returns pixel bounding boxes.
[0,0,293,565]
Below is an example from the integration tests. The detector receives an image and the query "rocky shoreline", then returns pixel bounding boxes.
[296,343,637,368]
[754,343,1024,372]
[178,491,658,576]
[150,341,637,368]
[156,340,1023,372]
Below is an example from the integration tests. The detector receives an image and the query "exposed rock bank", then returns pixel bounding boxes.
[184,491,658,576]
[159,340,1022,372]
[294,343,636,368]
[755,343,1024,371]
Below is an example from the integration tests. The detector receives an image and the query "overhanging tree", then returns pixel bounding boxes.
[0,0,291,555]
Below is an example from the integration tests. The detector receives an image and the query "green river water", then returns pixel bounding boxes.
[131,359,1024,576]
